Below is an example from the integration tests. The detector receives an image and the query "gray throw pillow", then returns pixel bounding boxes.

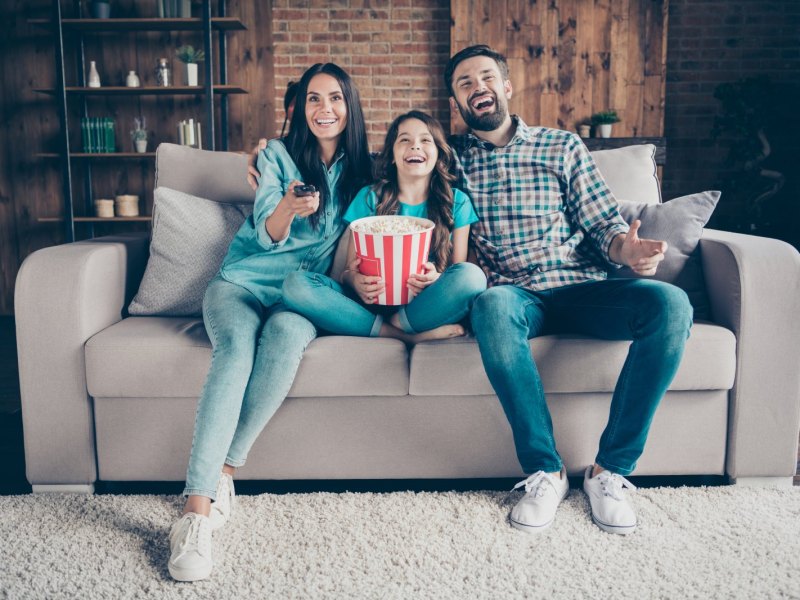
[128,187,252,316]
[611,191,721,319]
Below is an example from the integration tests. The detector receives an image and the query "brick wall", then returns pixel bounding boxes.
[271,0,451,151]
[664,0,800,244]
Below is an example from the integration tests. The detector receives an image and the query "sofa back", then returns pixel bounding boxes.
[155,143,255,204]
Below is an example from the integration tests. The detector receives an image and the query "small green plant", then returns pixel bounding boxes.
[175,45,205,64]
[591,110,620,125]
[130,117,147,141]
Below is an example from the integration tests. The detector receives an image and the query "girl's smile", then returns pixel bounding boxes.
[305,73,347,143]
[393,118,437,180]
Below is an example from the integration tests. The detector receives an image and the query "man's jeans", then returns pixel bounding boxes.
[470,278,693,476]
[183,276,317,499]
[282,262,487,336]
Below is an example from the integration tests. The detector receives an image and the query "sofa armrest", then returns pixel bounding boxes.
[700,228,800,479]
[15,233,149,488]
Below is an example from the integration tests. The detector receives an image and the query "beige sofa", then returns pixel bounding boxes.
[15,143,800,493]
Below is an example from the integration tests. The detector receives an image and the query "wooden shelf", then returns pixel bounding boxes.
[29,17,246,32]
[34,85,247,96]
[36,152,156,158]
[39,216,152,223]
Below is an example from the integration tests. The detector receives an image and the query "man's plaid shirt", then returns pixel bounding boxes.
[451,117,629,291]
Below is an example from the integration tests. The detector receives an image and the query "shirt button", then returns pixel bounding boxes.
[494,171,504,180]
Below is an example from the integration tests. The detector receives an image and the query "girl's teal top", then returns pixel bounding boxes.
[220,139,348,307]
[344,186,478,229]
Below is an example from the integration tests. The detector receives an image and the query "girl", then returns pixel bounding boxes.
[167,63,372,582]
[282,110,487,343]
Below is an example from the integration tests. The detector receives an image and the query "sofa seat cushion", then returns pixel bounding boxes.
[85,317,409,398]
[409,323,736,396]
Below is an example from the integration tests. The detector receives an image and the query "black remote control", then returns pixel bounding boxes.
[294,184,317,197]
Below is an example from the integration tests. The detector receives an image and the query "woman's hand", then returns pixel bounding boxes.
[281,181,320,218]
[343,257,385,304]
[406,262,440,295]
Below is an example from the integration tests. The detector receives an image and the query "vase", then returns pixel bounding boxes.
[88,61,101,88]
[134,139,147,153]
[125,70,140,87]
[598,124,613,138]
[185,63,199,86]
[90,1,111,18]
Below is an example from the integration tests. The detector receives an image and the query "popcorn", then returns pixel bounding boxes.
[349,216,435,305]
[350,216,430,235]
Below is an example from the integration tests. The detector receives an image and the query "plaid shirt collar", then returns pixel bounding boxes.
[458,115,533,151]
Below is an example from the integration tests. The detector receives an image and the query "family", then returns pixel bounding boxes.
[167,45,693,582]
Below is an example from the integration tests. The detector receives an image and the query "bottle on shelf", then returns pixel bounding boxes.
[155,58,171,87]
[88,61,101,88]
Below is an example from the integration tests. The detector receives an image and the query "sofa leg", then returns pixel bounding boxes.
[730,476,794,487]
[32,484,95,494]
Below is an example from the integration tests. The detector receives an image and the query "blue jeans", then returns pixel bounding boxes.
[282,262,487,336]
[183,276,317,499]
[470,278,693,476]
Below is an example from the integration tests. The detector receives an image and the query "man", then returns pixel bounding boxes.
[445,45,692,535]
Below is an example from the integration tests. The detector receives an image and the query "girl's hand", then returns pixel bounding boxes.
[345,257,385,304]
[282,181,320,218]
[246,138,268,190]
[406,262,439,295]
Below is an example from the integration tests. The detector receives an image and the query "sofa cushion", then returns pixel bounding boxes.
[128,187,251,317]
[612,191,721,319]
[590,144,661,204]
[408,323,736,396]
[85,317,409,398]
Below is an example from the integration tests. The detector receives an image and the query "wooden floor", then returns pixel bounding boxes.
[0,316,798,494]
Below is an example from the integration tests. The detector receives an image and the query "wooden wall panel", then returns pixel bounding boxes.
[450,0,668,136]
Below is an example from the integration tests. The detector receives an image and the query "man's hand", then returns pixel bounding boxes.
[613,220,668,276]
[247,138,268,190]
[343,257,385,304]
[406,262,440,295]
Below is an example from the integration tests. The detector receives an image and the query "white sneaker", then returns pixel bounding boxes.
[209,472,235,530]
[583,466,637,535]
[509,467,569,533]
[168,513,213,582]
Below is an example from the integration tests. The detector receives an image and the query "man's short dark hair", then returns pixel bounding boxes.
[444,45,510,97]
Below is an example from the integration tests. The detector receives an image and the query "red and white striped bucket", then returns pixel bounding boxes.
[349,216,434,305]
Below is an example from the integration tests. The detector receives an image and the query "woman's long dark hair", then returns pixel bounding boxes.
[285,63,372,229]
[374,110,456,272]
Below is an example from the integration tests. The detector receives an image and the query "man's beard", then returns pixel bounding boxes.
[457,95,508,132]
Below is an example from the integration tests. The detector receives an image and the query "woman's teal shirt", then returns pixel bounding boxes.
[219,139,348,307]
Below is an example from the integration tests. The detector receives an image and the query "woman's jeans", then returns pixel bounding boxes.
[282,262,487,336]
[470,278,693,476]
[183,276,317,499]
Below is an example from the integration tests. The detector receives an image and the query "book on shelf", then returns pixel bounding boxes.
[80,117,116,153]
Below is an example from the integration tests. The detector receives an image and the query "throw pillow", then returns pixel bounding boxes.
[128,187,251,316]
[590,144,661,205]
[611,190,721,320]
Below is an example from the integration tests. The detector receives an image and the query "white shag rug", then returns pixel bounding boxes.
[2,486,799,599]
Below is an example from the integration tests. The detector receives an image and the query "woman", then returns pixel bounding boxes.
[168,62,372,582]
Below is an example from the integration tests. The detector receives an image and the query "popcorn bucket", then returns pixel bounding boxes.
[349,216,435,305]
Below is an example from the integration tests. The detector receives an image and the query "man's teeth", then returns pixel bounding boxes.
[472,97,494,109]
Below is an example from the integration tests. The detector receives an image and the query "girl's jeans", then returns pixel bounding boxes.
[183,276,317,499]
[470,278,693,476]
[281,262,487,336]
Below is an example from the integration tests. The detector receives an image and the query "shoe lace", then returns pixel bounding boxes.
[178,515,210,556]
[511,471,554,499]
[598,472,636,501]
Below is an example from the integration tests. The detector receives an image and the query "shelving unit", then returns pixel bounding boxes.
[36,1,247,242]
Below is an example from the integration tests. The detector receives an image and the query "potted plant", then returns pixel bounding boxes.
[131,117,148,153]
[175,45,205,87]
[591,110,620,138]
